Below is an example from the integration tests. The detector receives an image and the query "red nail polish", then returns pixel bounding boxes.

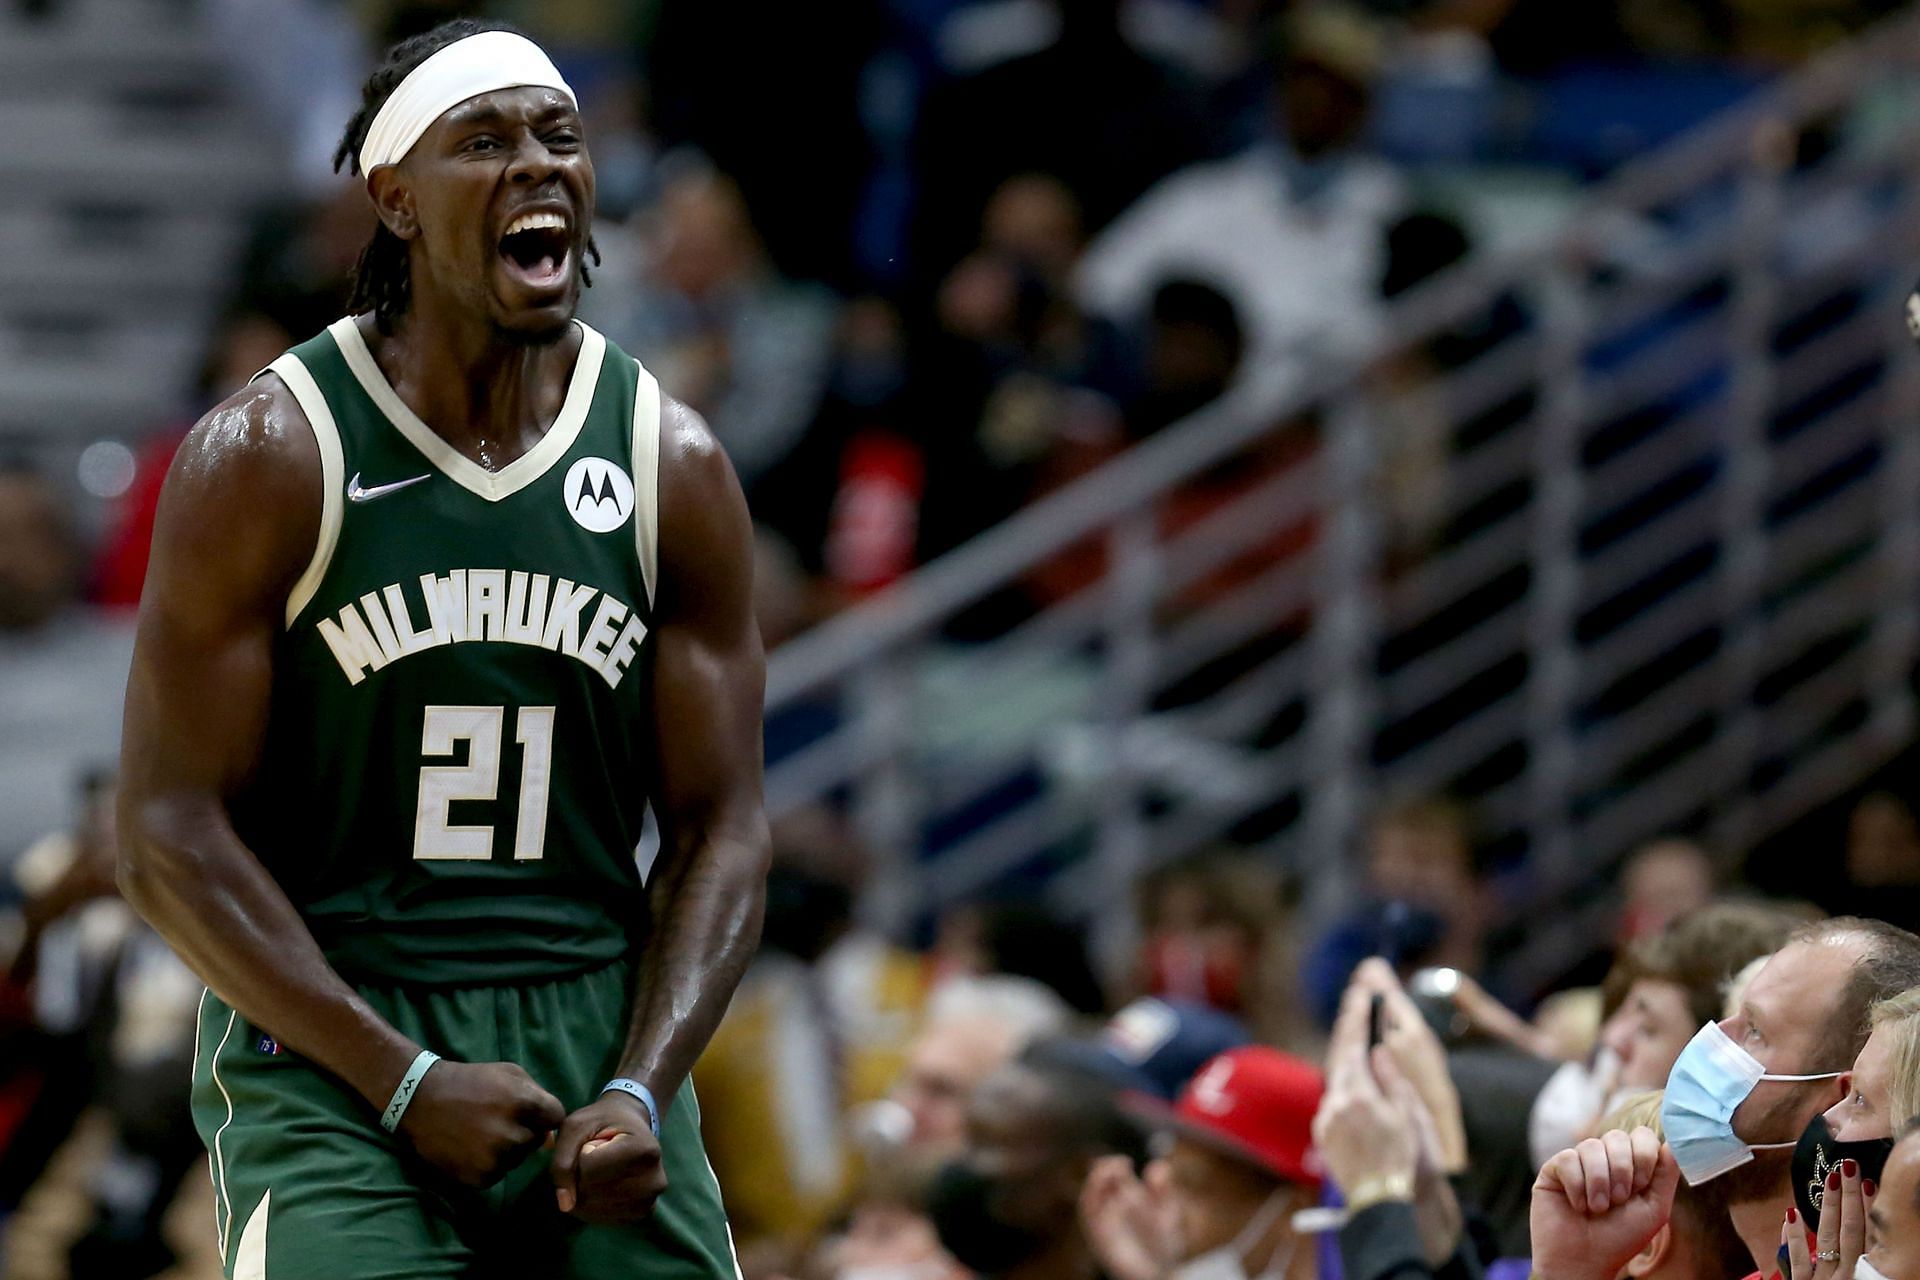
[1788,1206,1799,1224]
[1845,1159,1861,1178]
[1830,1167,1843,1188]
[1866,1180,1879,1197]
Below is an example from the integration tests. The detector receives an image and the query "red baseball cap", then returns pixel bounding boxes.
[1133,1046,1326,1188]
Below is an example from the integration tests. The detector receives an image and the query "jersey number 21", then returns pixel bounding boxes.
[412,705,555,861]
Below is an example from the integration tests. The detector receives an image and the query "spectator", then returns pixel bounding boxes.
[1830,793,1920,932]
[1032,996,1252,1105]
[1129,861,1262,1015]
[589,156,841,497]
[0,463,135,867]
[927,1054,1148,1280]
[1077,4,1407,390]
[1834,989,1920,1137]
[813,1156,970,1280]
[1791,987,1920,1233]
[912,174,1130,578]
[0,771,201,1277]
[693,833,928,1248]
[1527,902,1804,1168]
[1849,1122,1920,1280]
[1597,1091,1754,1280]
[1661,918,1920,1274]
[1303,796,1487,1027]
[1618,840,1717,945]
[1314,969,1477,1280]
[887,976,1073,1156]
[92,309,295,610]
[1124,278,1246,439]
[1081,1045,1325,1280]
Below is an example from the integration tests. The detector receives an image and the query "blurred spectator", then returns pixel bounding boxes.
[590,157,842,497]
[1125,278,1246,438]
[1090,997,1252,1100]
[1303,796,1487,1027]
[1082,1045,1326,1280]
[1829,987,1920,1138]
[0,771,201,1278]
[1077,5,1407,390]
[1859,1125,1920,1279]
[911,174,1130,580]
[927,1052,1148,1279]
[910,0,1212,292]
[1525,901,1801,1170]
[885,975,1073,1157]
[92,310,295,610]
[812,1156,970,1280]
[694,828,926,1248]
[0,463,134,868]
[1617,840,1717,946]
[1536,1090,1751,1280]
[1826,791,1920,931]
[1777,984,1920,1247]
[1132,859,1263,1014]
[1316,968,1476,1280]
[1027,996,1252,1105]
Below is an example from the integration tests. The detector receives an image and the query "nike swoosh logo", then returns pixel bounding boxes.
[346,471,432,503]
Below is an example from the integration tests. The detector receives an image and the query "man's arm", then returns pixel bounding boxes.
[119,382,563,1185]
[552,397,771,1220]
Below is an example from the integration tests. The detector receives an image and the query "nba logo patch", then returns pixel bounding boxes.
[256,1034,282,1056]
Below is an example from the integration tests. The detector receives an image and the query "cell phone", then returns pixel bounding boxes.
[1367,992,1385,1049]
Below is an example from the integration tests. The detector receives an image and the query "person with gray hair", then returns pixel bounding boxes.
[887,976,1074,1157]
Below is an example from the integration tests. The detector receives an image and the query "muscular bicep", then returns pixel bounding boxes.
[646,399,766,854]
[119,383,321,832]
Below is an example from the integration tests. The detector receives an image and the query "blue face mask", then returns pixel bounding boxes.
[1662,1021,1844,1186]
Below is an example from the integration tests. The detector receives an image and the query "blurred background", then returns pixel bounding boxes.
[5,0,1920,1275]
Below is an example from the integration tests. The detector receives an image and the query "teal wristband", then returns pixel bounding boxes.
[602,1078,661,1136]
[381,1050,441,1133]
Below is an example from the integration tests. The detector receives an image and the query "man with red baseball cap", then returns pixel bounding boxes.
[1081,1046,1324,1280]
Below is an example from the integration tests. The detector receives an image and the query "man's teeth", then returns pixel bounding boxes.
[504,210,567,237]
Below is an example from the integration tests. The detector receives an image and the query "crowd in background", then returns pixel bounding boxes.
[6,0,1920,1276]
[59,0,1917,624]
[12,745,1920,1276]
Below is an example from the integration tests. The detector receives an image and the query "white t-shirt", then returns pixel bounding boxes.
[1077,144,1407,386]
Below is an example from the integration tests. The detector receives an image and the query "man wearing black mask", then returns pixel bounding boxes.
[930,1052,1148,1280]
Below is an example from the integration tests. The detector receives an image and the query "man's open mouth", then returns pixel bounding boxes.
[498,209,572,290]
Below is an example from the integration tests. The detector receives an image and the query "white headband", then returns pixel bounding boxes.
[357,31,576,174]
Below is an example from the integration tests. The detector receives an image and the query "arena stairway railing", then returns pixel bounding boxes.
[762,10,1920,986]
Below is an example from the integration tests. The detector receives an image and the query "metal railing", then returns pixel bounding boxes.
[764,11,1920,979]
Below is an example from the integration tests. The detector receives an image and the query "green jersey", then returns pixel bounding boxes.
[231,316,664,986]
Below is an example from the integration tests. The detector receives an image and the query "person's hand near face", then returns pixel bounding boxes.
[1079,1155,1178,1280]
[1787,1157,1871,1280]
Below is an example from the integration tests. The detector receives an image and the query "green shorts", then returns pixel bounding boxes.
[189,960,738,1280]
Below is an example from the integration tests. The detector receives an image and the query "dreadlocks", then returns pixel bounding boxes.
[332,18,598,332]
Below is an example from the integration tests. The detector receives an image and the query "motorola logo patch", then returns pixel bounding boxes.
[563,457,635,533]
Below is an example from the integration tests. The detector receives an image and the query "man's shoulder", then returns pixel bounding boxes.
[154,369,325,588]
[174,372,318,494]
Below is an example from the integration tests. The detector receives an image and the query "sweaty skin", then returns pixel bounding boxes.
[117,83,769,1221]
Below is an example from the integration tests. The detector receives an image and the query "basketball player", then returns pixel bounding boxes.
[116,20,767,1278]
